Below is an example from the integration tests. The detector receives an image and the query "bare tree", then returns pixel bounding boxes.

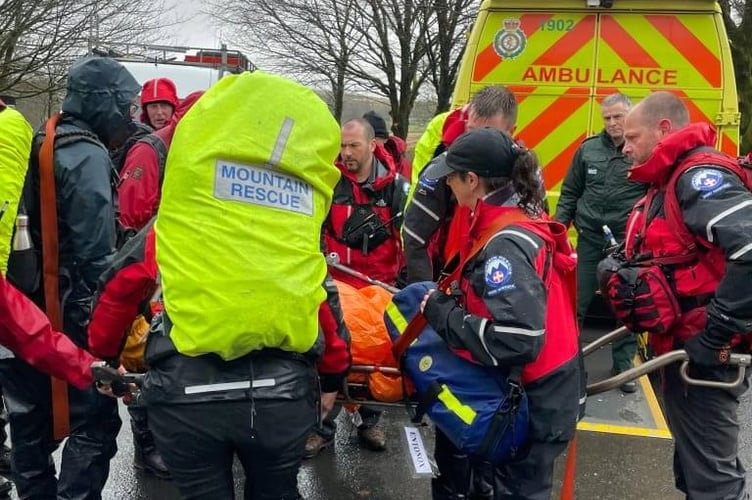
[719,0,752,153]
[0,0,171,99]
[207,0,363,120]
[343,0,431,138]
[421,0,478,114]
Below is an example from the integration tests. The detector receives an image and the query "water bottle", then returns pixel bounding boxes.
[12,215,32,251]
[7,214,38,294]
[602,224,618,252]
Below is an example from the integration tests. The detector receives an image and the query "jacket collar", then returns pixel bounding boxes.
[628,122,717,186]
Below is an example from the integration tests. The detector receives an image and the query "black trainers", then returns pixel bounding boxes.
[303,432,334,459]
[357,425,386,451]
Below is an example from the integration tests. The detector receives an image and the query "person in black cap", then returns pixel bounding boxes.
[419,128,583,499]
[362,110,412,179]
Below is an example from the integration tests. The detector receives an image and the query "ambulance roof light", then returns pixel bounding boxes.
[586,0,613,7]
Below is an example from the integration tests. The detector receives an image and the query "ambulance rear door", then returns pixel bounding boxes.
[453,0,738,205]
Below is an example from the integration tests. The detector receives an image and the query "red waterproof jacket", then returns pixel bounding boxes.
[623,123,752,355]
[424,194,581,441]
[383,135,412,180]
[88,221,351,388]
[119,91,203,231]
[0,274,96,389]
[324,145,408,287]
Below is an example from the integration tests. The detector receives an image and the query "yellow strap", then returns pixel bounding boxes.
[437,384,477,425]
[385,302,409,334]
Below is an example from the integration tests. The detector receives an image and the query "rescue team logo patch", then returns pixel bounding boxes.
[417,171,441,193]
[493,18,527,60]
[131,167,143,180]
[485,256,515,294]
[691,169,724,192]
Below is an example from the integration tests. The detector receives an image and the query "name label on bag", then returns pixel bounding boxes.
[404,426,433,476]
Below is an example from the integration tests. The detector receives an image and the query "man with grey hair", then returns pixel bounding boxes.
[554,93,646,392]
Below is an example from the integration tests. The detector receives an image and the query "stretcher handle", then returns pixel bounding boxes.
[581,326,631,357]
[586,350,750,395]
[680,353,750,389]
[325,253,400,293]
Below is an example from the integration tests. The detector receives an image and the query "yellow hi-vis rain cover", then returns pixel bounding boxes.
[0,106,32,273]
[155,71,341,360]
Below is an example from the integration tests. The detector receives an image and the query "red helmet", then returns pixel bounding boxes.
[140,78,179,109]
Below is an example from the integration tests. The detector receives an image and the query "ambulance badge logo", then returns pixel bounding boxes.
[493,18,527,60]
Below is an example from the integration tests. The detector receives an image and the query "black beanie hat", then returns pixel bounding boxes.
[363,110,389,139]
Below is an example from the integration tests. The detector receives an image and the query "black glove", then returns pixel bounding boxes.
[423,291,459,341]
[683,333,731,367]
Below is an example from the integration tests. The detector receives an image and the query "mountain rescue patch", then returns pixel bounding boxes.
[485,256,515,295]
[691,169,723,192]
[130,167,143,180]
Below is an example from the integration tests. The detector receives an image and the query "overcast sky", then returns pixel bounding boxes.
[166,1,231,49]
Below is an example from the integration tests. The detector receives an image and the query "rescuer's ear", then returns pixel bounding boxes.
[657,118,673,137]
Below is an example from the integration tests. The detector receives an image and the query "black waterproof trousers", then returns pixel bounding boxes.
[432,428,568,500]
[0,358,120,500]
[145,351,318,500]
[663,360,750,500]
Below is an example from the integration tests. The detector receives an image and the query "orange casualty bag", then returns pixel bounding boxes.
[334,280,404,402]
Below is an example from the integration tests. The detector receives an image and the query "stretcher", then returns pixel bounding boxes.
[335,326,751,407]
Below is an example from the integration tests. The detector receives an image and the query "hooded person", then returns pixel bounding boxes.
[140,77,179,130]
[119,91,204,233]
[0,56,140,499]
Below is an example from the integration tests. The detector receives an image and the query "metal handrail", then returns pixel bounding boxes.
[582,326,631,357]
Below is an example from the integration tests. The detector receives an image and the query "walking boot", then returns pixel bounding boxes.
[303,431,334,459]
[133,439,171,479]
[132,417,171,479]
[357,424,386,451]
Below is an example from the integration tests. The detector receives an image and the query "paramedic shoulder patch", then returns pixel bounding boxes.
[690,169,724,192]
[214,160,313,215]
[485,256,515,295]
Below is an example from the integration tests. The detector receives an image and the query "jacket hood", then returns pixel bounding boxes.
[441,107,469,147]
[155,90,205,146]
[628,123,717,185]
[336,143,397,190]
[139,78,180,124]
[172,90,204,124]
[61,57,141,147]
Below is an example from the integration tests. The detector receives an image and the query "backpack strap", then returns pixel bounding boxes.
[38,113,70,440]
[392,208,530,360]
[138,134,169,186]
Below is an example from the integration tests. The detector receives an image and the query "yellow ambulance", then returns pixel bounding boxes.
[452,0,739,207]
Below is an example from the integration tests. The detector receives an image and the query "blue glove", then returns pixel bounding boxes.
[683,334,731,367]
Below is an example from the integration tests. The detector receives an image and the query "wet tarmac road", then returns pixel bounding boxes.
[9,322,752,499]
